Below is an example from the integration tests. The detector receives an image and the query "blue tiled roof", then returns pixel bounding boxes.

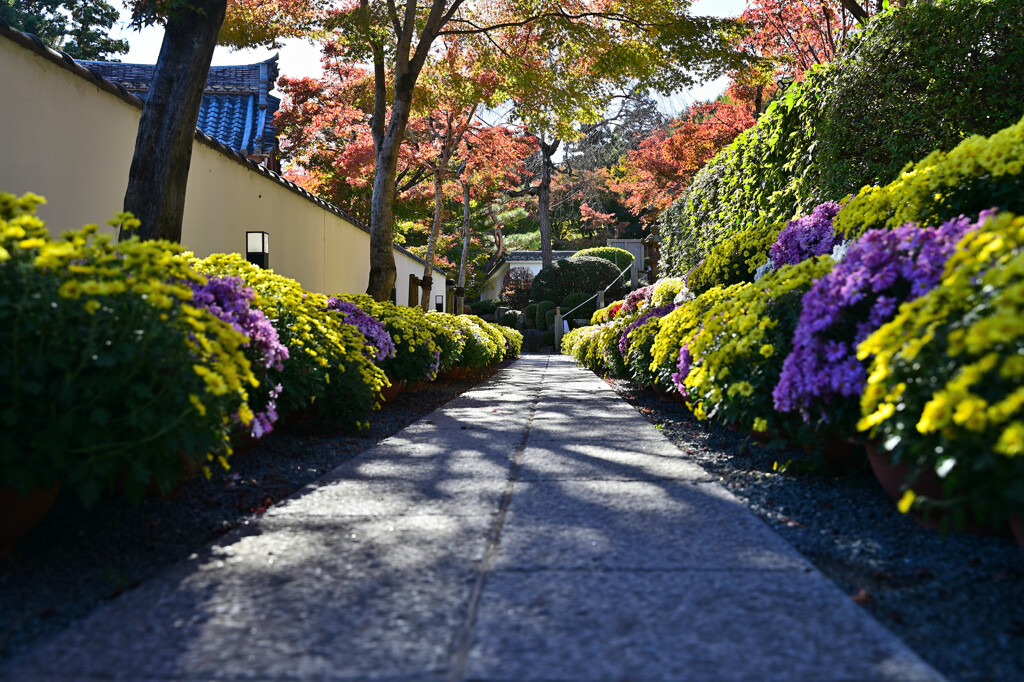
[77,56,280,157]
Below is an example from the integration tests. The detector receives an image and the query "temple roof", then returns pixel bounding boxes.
[77,55,281,157]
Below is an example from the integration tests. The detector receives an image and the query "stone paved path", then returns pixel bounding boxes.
[4,355,944,681]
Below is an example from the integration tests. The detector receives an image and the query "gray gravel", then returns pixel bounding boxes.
[0,368,503,663]
[606,376,1024,682]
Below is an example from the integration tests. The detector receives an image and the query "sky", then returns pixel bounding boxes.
[109,0,748,114]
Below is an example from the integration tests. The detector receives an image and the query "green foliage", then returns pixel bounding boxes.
[0,195,255,504]
[0,0,128,59]
[196,259,386,428]
[570,247,634,270]
[535,300,556,330]
[424,312,467,372]
[501,309,520,328]
[523,303,539,329]
[681,257,833,434]
[494,324,523,358]
[560,292,597,321]
[687,221,781,294]
[660,0,1024,276]
[529,256,629,304]
[835,116,1024,239]
[470,298,501,316]
[623,316,663,388]
[809,0,1024,205]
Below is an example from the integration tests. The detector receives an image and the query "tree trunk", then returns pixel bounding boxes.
[120,0,227,242]
[840,0,871,25]
[419,169,446,310]
[456,175,472,315]
[536,138,560,269]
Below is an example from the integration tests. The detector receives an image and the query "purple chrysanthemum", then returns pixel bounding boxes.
[325,298,396,361]
[769,202,842,267]
[670,344,693,396]
[773,212,986,424]
[189,276,290,436]
[618,303,676,357]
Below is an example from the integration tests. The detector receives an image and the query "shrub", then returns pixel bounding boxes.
[651,284,745,392]
[835,115,1024,239]
[659,0,1024,277]
[424,312,467,373]
[189,275,289,439]
[619,304,676,372]
[470,298,501,317]
[650,278,692,308]
[622,315,666,388]
[197,257,386,427]
[687,220,780,294]
[494,324,524,358]
[808,0,1024,205]
[0,195,257,503]
[523,303,538,329]
[541,331,555,347]
[560,292,597,321]
[679,257,833,434]
[501,309,520,328]
[773,215,980,434]
[857,212,1024,525]
[535,300,556,330]
[570,246,634,270]
[769,202,842,267]
[590,301,622,325]
[529,256,629,304]
[444,314,504,369]
[500,267,534,310]
[336,295,440,384]
[324,298,396,362]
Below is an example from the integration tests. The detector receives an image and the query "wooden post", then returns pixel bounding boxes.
[407,274,420,307]
[597,290,605,309]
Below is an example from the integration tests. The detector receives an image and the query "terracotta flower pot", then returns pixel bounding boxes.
[820,432,866,472]
[1,483,62,560]
[379,379,404,403]
[401,379,426,394]
[1010,515,1024,555]
[865,442,1006,535]
[436,368,460,382]
[651,383,675,403]
[865,441,944,502]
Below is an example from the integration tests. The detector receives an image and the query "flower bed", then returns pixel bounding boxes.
[563,113,1024,533]
[1,192,521,517]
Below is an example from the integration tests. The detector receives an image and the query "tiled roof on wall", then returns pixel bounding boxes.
[0,21,443,275]
[77,56,281,157]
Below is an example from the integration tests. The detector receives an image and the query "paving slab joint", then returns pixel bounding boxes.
[446,358,549,682]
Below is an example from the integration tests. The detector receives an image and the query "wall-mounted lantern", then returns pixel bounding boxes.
[246,231,270,268]
[435,295,443,312]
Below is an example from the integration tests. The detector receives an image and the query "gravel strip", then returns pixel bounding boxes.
[0,364,509,663]
[605,376,1024,682]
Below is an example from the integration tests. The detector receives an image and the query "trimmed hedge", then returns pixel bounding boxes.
[570,247,634,270]
[529,256,629,304]
[659,0,1024,277]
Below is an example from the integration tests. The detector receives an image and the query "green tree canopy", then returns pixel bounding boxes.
[0,0,128,59]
